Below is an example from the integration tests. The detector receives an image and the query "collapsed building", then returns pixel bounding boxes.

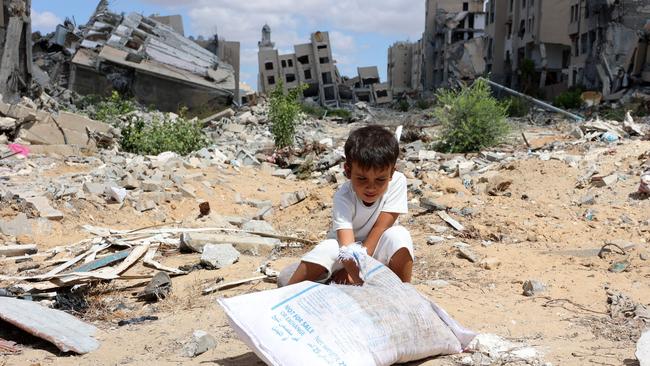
[0,0,33,102]
[423,0,487,90]
[64,2,237,112]
[341,66,393,104]
[567,0,650,99]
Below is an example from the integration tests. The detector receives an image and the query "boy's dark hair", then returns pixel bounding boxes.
[344,125,399,171]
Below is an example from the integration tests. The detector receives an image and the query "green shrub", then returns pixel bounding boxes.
[553,88,583,109]
[601,107,626,122]
[269,81,305,148]
[120,114,208,155]
[433,79,510,153]
[327,108,352,119]
[300,103,326,118]
[415,99,433,110]
[397,99,409,112]
[93,91,137,125]
[506,96,530,117]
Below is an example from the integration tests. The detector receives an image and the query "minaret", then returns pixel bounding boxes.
[258,24,275,49]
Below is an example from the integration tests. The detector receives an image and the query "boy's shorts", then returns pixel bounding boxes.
[301,225,414,281]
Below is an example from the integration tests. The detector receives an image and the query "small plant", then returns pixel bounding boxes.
[93,91,137,125]
[506,96,530,117]
[415,99,432,110]
[553,87,583,109]
[433,79,510,153]
[397,99,410,112]
[327,108,352,119]
[120,113,209,155]
[269,81,306,148]
[300,103,326,118]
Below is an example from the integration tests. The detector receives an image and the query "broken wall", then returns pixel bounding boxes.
[0,0,32,102]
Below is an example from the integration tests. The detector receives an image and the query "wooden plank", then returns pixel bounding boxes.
[0,244,37,257]
[438,211,465,231]
[142,245,187,275]
[202,275,268,295]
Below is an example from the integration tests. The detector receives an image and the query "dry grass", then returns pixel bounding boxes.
[158,274,210,314]
[82,282,130,323]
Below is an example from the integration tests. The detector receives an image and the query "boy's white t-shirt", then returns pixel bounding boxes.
[328,171,408,241]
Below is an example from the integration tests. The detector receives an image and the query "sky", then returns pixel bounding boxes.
[31,0,425,89]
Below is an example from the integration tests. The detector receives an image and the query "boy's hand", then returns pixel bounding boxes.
[330,268,364,286]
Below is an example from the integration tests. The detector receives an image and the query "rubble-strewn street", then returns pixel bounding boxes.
[1,93,649,364]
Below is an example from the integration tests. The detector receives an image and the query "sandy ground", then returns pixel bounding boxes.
[1,125,649,366]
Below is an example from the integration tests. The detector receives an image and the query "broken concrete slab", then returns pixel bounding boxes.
[200,244,240,269]
[242,220,276,234]
[272,169,293,178]
[24,196,63,220]
[254,206,273,221]
[0,213,32,236]
[0,297,100,354]
[180,233,279,256]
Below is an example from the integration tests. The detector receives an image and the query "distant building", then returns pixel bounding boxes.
[387,40,423,96]
[257,25,341,107]
[423,0,486,90]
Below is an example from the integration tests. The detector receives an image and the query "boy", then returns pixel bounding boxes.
[288,125,413,285]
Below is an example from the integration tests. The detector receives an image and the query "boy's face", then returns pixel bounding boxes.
[345,162,394,205]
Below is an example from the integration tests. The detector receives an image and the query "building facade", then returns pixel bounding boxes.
[387,40,423,95]
[257,26,340,107]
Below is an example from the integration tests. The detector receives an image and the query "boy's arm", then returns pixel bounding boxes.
[363,212,399,256]
[336,228,363,284]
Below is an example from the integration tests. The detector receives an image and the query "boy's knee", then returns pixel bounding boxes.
[381,225,412,243]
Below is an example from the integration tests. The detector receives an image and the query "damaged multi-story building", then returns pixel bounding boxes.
[423,0,487,90]
[257,25,341,107]
[485,0,572,97]
[567,0,650,98]
[257,25,393,106]
[0,0,33,101]
[61,1,239,112]
[387,40,424,96]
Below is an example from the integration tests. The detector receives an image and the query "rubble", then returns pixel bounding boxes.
[522,280,546,297]
[182,330,217,358]
[200,244,240,270]
[0,297,100,354]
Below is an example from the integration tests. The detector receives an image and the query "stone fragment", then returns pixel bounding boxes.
[141,180,162,192]
[426,236,445,245]
[200,244,240,269]
[135,200,156,212]
[121,174,140,190]
[479,257,501,270]
[429,224,448,234]
[182,330,217,358]
[280,191,307,208]
[24,197,63,220]
[179,185,196,198]
[0,213,32,236]
[272,169,293,178]
[254,206,274,221]
[105,186,127,203]
[418,150,437,161]
[420,197,448,211]
[137,271,171,301]
[522,280,546,296]
[236,150,260,166]
[242,220,276,234]
[83,182,105,196]
[0,117,16,130]
[425,279,450,289]
[456,246,479,263]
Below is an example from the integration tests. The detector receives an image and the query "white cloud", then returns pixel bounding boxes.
[32,10,63,33]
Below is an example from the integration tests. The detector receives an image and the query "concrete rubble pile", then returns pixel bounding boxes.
[580,0,650,100]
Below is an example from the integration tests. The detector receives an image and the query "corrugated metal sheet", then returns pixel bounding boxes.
[0,297,99,354]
